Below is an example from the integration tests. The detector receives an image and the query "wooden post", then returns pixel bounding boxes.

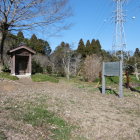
[99,71,102,84]
[125,71,130,88]
[102,62,106,94]
[29,54,32,74]
[119,61,123,98]
[12,55,15,75]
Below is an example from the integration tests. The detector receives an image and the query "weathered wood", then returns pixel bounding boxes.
[29,53,32,74]
[13,55,15,75]
[102,61,123,98]
[125,71,130,88]
[119,61,123,98]
[102,62,106,94]
[9,45,35,75]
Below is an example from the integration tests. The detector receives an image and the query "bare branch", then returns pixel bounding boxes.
[0,0,71,64]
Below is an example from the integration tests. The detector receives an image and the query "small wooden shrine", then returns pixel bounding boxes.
[9,45,35,76]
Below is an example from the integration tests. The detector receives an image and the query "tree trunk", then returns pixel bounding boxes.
[74,61,77,76]
[135,63,139,81]
[66,55,70,80]
[67,61,70,80]
[125,71,130,88]
[0,32,7,65]
[134,57,139,81]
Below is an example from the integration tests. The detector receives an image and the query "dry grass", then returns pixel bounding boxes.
[0,78,140,140]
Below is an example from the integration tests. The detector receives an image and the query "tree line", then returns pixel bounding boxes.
[0,0,139,81]
[1,30,140,81]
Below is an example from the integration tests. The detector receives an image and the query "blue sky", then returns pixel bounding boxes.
[26,0,140,52]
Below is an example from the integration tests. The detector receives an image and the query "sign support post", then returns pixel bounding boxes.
[119,61,123,98]
[102,62,105,94]
[102,61,123,98]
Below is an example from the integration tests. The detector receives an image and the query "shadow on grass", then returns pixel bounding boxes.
[123,83,140,93]
[129,86,140,93]
[108,77,118,84]
[98,87,119,97]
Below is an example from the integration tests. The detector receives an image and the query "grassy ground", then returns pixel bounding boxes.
[130,75,140,84]
[9,102,73,140]
[0,77,140,139]
[23,107,72,140]
[31,73,59,83]
[59,76,140,96]
[0,72,19,80]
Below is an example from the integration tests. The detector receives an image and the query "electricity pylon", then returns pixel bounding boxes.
[112,0,126,62]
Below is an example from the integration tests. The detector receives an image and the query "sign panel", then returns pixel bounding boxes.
[104,62,120,76]
[102,61,123,98]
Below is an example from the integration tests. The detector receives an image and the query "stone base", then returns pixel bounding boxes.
[12,73,31,78]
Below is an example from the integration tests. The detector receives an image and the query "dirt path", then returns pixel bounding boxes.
[0,78,140,140]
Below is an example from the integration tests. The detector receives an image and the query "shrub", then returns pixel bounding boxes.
[32,60,43,74]
[46,65,52,74]
[125,65,135,75]
[82,54,102,82]
[2,64,10,73]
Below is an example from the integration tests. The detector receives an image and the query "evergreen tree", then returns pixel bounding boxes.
[30,34,38,50]
[90,39,97,54]
[133,48,140,70]
[77,39,86,57]
[134,48,140,57]
[86,40,90,48]
[94,40,102,54]
[30,34,38,46]
[17,31,24,39]
[77,39,102,57]
[30,34,51,55]
[37,39,46,54]
[85,40,91,55]
[16,31,25,46]
[44,41,51,56]
[96,40,102,51]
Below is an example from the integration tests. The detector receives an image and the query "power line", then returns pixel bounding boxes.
[94,0,114,38]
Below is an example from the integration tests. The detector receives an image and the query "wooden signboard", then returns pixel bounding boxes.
[102,61,123,98]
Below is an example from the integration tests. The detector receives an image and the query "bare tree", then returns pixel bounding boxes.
[82,54,102,82]
[134,57,140,80]
[62,49,71,80]
[73,54,82,76]
[69,53,82,76]
[0,0,71,65]
[32,53,51,68]
[50,42,74,79]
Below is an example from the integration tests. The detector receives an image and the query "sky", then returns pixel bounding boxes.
[26,0,140,52]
